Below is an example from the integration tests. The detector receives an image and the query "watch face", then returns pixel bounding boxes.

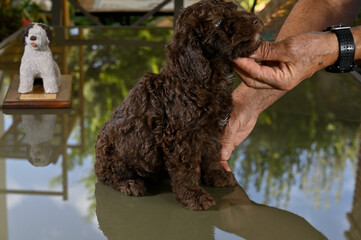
[330,24,351,31]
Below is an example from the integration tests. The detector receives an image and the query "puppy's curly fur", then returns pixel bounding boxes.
[95,0,263,210]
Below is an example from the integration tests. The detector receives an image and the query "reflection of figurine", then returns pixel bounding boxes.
[22,114,57,166]
[19,23,61,94]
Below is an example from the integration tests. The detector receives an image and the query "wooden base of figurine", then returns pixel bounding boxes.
[2,75,72,109]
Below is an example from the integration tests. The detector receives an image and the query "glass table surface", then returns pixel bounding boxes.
[0,26,360,240]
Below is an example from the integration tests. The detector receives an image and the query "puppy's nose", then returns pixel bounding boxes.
[30,36,37,41]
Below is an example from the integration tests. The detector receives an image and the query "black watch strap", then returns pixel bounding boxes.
[324,24,357,73]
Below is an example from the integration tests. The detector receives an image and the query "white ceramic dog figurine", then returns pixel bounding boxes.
[19,23,61,94]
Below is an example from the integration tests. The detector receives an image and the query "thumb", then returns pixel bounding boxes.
[220,146,233,162]
[220,130,236,160]
[220,160,232,172]
[220,130,235,172]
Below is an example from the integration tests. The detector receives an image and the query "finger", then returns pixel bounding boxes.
[220,160,232,172]
[220,133,235,160]
[220,146,232,160]
[220,129,235,169]
[233,63,275,89]
[250,41,282,61]
[233,58,288,90]
[220,113,245,163]
[234,57,278,81]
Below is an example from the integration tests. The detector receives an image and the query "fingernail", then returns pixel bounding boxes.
[220,161,231,172]
[221,149,229,160]
[249,53,257,58]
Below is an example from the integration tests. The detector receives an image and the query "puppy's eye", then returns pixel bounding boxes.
[215,19,223,28]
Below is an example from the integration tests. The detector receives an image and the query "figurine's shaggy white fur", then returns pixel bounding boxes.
[19,23,61,94]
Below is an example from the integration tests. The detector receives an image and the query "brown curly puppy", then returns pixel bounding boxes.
[95,0,263,210]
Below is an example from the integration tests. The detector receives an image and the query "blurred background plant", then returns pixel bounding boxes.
[0,0,285,43]
[237,0,270,12]
[0,0,50,42]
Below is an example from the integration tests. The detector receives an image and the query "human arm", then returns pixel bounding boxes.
[234,27,361,90]
[236,0,361,90]
[276,0,360,41]
[220,0,361,170]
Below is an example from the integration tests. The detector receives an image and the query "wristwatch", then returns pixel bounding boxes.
[323,24,357,73]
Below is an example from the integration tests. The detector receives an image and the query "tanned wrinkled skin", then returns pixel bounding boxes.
[95,0,263,210]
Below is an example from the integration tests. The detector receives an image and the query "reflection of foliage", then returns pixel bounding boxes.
[235,112,359,209]
[81,28,171,156]
[80,161,98,221]
[231,71,361,209]
[62,28,172,161]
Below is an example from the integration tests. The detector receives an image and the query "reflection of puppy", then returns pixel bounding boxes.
[22,114,57,166]
[19,23,61,94]
[95,0,263,210]
[95,182,327,240]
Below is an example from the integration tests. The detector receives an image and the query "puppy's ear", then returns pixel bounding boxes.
[166,29,211,84]
[165,2,212,83]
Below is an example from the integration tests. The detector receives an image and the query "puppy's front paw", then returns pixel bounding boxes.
[177,188,216,210]
[204,170,237,187]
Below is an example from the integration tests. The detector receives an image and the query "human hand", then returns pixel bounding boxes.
[233,31,339,91]
[220,32,339,171]
[220,94,260,171]
[220,112,258,171]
